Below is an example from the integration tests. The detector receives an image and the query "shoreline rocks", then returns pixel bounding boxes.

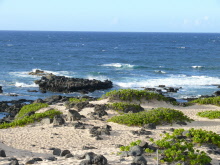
[35,75,113,93]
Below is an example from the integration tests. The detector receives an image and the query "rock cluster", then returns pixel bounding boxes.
[0,86,3,93]
[35,75,113,93]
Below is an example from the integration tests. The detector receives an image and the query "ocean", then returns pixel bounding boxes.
[1,31,220,104]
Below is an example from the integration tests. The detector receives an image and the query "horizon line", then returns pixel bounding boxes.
[0,30,219,34]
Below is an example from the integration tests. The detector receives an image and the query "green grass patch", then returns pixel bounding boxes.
[190,96,220,106]
[108,102,144,113]
[69,97,89,103]
[15,103,49,120]
[0,109,61,129]
[108,107,193,126]
[101,89,175,102]
[197,110,220,119]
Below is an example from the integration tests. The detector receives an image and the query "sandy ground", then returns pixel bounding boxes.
[0,99,220,165]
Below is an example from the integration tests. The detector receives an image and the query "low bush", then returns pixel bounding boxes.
[119,128,215,165]
[69,97,89,103]
[197,110,220,119]
[108,107,193,126]
[101,89,175,103]
[108,102,144,113]
[15,103,49,120]
[0,109,61,129]
[190,96,220,106]
[152,128,212,165]
[120,140,142,151]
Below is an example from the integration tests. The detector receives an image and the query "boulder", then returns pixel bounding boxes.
[28,69,54,76]
[60,150,71,157]
[0,150,6,157]
[93,155,108,165]
[53,115,65,126]
[132,155,148,165]
[43,95,63,104]
[35,75,113,93]
[66,110,81,121]
[0,86,3,93]
[8,159,19,165]
[53,148,61,156]
[129,146,143,156]
[33,98,45,104]
[142,123,156,130]
[214,91,220,96]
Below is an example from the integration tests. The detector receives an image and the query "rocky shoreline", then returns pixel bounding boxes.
[0,94,220,164]
[0,70,220,164]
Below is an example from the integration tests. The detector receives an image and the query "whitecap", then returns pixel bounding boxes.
[87,75,109,81]
[101,63,135,69]
[192,66,203,69]
[6,44,13,47]
[154,70,166,74]
[115,75,220,88]
[15,82,38,88]
[177,47,186,49]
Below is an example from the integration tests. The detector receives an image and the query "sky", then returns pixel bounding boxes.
[0,0,220,33]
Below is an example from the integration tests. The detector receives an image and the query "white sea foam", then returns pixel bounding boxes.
[154,70,166,74]
[15,82,38,88]
[87,75,109,81]
[101,63,135,69]
[177,46,186,49]
[192,66,203,69]
[115,75,220,88]
[10,69,75,78]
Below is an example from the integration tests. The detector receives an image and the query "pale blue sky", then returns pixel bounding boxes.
[0,0,220,32]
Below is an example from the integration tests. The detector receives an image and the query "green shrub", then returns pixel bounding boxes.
[197,110,220,119]
[120,129,215,165]
[190,96,220,106]
[153,129,212,165]
[108,102,144,113]
[108,107,193,126]
[69,97,89,103]
[0,109,61,129]
[15,103,49,120]
[187,128,220,147]
[101,89,174,102]
[120,140,141,151]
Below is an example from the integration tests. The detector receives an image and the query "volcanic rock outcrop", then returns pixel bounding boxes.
[35,75,113,93]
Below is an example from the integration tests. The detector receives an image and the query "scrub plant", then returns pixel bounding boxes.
[120,140,142,151]
[0,109,61,129]
[153,129,212,165]
[69,97,89,103]
[101,89,176,103]
[191,96,220,106]
[108,107,193,126]
[119,128,216,165]
[197,110,220,119]
[15,103,49,120]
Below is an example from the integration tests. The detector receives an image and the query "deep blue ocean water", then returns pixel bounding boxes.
[1,31,220,105]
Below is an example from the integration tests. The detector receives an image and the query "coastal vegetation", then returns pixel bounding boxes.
[107,102,143,113]
[101,89,176,103]
[0,109,61,129]
[69,97,89,103]
[119,128,218,164]
[15,103,49,120]
[197,110,220,119]
[190,96,220,106]
[108,107,193,126]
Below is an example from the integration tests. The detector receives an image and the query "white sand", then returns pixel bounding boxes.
[0,99,220,165]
